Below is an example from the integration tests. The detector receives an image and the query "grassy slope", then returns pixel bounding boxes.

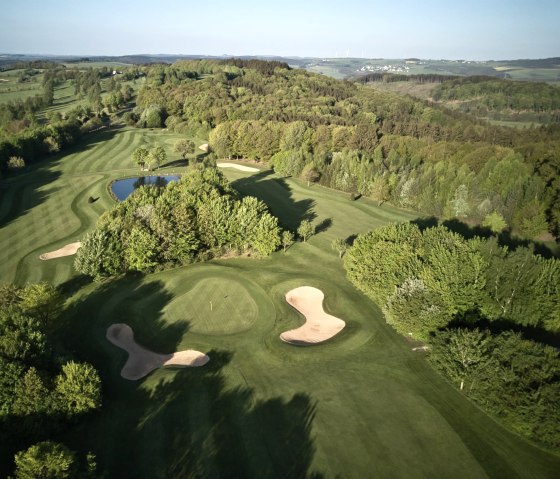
[0,127,202,286]
[0,131,559,478]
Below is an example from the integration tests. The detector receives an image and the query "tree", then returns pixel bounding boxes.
[301,164,320,187]
[0,357,25,415]
[344,223,422,304]
[512,200,548,239]
[331,238,347,259]
[383,278,450,340]
[0,307,47,363]
[419,227,487,316]
[149,145,167,170]
[19,282,63,329]
[12,367,51,416]
[297,220,314,243]
[249,214,281,256]
[124,226,160,271]
[42,80,54,106]
[281,230,294,252]
[14,441,76,479]
[131,146,149,170]
[74,228,125,279]
[174,139,195,160]
[482,211,507,233]
[7,156,25,170]
[429,328,493,391]
[55,361,101,415]
[139,105,164,128]
[448,184,470,218]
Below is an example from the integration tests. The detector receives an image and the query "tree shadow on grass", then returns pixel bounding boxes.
[136,351,323,479]
[315,217,333,234]
[0,126,125,229]
[163,158,188,169]
[52,274,324,478]
[231,170,316,231]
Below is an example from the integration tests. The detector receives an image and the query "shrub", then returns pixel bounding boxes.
[7,156,26,170]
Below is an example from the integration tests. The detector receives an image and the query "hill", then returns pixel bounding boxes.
[2,53,559,82]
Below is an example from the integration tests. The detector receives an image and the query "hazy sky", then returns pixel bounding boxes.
[1,0,558,59]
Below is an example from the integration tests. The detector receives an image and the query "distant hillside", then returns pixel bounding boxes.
[1,53,559,82]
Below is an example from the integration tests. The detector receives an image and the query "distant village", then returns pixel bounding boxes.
[356,63,413,73]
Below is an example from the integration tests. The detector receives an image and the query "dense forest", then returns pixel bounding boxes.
[344,222,560,449]
[432,76,560,123]
[129,60,560,241]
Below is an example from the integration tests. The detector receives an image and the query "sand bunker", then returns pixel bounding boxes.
[280,286,346,345]
[199,143,209,152]
[217,162,259,172]
[106,323,209,380]
[39,242,82,260]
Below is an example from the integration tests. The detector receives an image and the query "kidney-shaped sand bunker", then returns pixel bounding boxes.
[280,286,346,345]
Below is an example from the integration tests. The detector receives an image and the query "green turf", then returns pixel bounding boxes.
[159,275,260,335]
[1,130,559,478]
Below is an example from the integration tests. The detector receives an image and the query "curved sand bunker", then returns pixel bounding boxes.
[281,287,346,345]
[39,242,81,260]
[217,162,259,172]
[106,323,209,380]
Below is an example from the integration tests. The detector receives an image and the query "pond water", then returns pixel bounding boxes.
[111,175,181,201]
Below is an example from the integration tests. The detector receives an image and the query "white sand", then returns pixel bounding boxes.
[217,162,259,172]
[39,242,82,260]
[199,143,209,152]
[106,323,209,380]
[280,286,346,345]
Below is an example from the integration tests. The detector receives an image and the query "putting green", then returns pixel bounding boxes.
[163,276,259,335]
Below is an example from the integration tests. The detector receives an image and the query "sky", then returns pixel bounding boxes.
[1,0,559,60]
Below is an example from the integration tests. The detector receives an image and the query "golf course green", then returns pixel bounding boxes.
[1,127,559,478]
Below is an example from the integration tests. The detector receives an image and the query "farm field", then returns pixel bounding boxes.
[1,127,559,477]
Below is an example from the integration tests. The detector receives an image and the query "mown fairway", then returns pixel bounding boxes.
[1,128,559,478]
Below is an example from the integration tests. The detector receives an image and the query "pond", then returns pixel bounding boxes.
[111,175,181,201]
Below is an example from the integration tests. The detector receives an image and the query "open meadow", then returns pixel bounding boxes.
[0,126,559,477]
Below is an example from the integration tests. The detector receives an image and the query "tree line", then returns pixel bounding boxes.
[343,222,560,449]
[433,76,560,113]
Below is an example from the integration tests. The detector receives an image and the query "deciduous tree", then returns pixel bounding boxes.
[55,361,101,415]
[297,220,314,243]
[14,442,76,479]
[174,139,195,160]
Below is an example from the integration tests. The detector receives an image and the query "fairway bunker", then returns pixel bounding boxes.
[217,162,259,172]
[39,242,81,260]
[281,286,346,345]
[106,323,209,380]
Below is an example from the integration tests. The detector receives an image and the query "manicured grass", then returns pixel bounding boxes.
[1,130,559,478]
[0,127,203,286]
[159,274,260,335]
[57,253,560,479]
